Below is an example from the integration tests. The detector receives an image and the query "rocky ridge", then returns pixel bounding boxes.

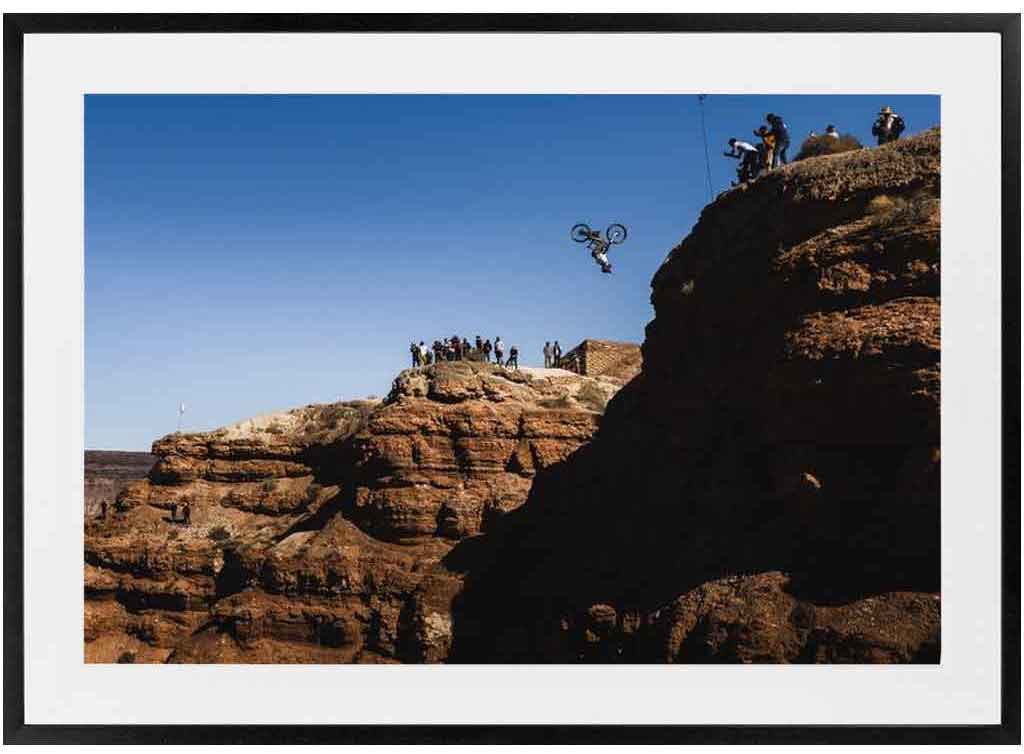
[85,363,626,663]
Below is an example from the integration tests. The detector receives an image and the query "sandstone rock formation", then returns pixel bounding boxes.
[85,363,624,663]
[85,131,940,664]
[405,130,941,663]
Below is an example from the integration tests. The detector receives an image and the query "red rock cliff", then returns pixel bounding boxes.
[85,363,625,663]
[410,130,941,663]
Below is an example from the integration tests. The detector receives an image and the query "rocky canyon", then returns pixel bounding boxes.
[85,130,940,664]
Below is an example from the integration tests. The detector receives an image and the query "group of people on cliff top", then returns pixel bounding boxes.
[410,335,521,369]
[408,337,570,371]
[724,106,906,186]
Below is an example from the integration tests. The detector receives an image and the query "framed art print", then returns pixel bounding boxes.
[3,12,1019,745]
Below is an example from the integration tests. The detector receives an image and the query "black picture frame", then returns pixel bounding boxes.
[3,12,1020,746]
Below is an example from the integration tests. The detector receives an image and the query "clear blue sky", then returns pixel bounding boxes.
[86,94,939,450]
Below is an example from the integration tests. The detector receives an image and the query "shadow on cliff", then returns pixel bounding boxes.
[439,367,940,663]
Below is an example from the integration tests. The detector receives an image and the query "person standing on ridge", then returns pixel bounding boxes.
[543,341,553,368]
[100,500,108,519]
[825,124,840,140]
[410,341,421,367]
[753,125,776,175]
[462,338,471,359]
[552,341,562,368]
[494,337,505,367]
[766,113,791,167]
[482,339,492,363]
[170,500,178,522]
[181,499,191,526]
[507,345,519,370]
[872,106,905,145]
[475,335,483,353]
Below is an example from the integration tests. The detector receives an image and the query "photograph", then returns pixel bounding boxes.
[83,93,943,665]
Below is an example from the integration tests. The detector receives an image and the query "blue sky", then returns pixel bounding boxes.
[86,94,939,450]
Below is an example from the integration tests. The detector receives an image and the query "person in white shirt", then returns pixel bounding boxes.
[418,341,429,365]
[543,341,553,368]
[724,138,760,184]
[493,337,505,367]
[825,124,840,140]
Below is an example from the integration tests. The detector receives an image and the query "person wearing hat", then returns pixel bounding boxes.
[872,106,906,145]
[825,124,840,140]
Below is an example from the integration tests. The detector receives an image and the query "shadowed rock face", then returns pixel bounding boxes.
[84,364,625,663]
[410,131,941,664]
[85,131,940,665]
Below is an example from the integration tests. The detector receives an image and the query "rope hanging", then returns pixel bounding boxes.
[698,94,714,201]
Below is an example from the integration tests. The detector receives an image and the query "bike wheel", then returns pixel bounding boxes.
[570,223,592,243]
[606,223,627,245]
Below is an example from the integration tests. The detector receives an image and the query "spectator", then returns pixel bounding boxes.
[553,341,562,367]
[432,340,443,365]
[872,106,905,145]
[494,337,505,367]
[170,501,178,522]
[543,341,553,368]
[410,341,421,367]
[825,124,840,140]
[483,339,493,362]
[724,137,759,185]
[753,125,776,175]
[507,345,519,370]
[181,500,192,526]
[475,335,483,352]
[766,113,791,167]
[100,500,108,519]
[462,338,471,358]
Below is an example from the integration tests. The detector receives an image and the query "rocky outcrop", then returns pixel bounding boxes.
[85,450,155,517]
[84,363,622,663]
[407,131,941,663]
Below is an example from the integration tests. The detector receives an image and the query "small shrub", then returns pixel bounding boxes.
[866,194,898,214]
[261,479,276,492]
[795,133,863,162]
[116,651,135,664]
[207,525,231,543]
[167,529,180,541]
[869,191,938,228]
